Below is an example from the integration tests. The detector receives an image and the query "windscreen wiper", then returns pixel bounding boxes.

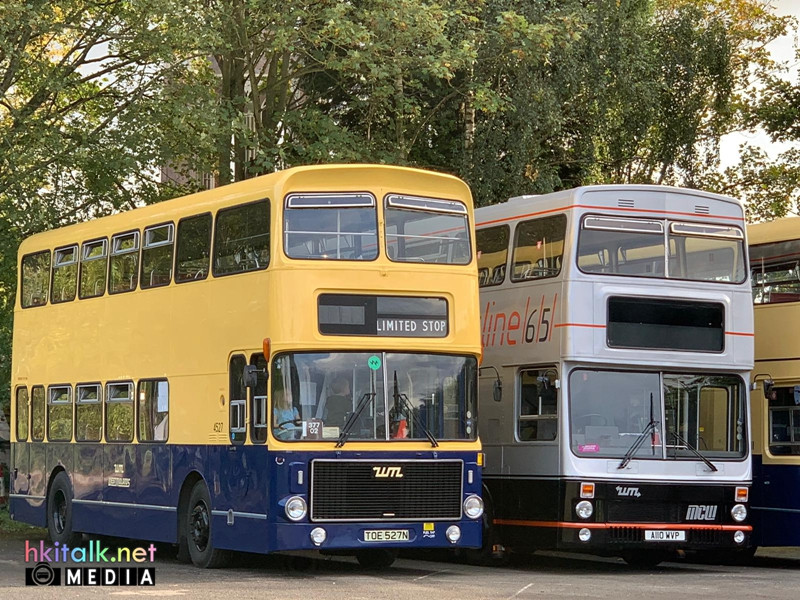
[392,371,439,447]
[669,430,718,472]
[619,392,659,469]
[335,392,375,448]
[618,420,659,469]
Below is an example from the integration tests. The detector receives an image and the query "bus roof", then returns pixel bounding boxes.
[748,216,800,246]
[18,163,471,257]
[476,184,744,228]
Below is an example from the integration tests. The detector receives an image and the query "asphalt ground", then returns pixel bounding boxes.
[0,530,798,599]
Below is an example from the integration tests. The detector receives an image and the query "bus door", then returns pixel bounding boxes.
[224,354,249,502]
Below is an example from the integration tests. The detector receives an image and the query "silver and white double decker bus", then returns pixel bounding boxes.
[475,185,753,565]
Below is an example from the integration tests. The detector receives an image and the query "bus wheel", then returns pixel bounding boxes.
[186,482,230,568]
[622,550,670,568]
[356,549,397,569]
[46,472,81,546]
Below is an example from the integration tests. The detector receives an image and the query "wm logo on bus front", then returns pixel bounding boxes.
[373,466,404,478]
[685,505,718,521]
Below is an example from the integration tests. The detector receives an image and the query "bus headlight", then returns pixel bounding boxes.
[463,495,484,519]
[731,504,747,522]
[310,527,327,546]
[733,530,745,544]
[578,528,592,542]
[285,496,307,521]
[575,500,594,520]
[446,525,461,543]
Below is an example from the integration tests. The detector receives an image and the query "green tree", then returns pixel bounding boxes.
[0,0,220,403]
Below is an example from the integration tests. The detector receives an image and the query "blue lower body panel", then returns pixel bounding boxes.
[751,454,800,547]
[10,443,481,554]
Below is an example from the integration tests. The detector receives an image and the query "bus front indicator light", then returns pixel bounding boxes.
[576,500,593,520]
[731,504,747,522]
[734,530,745,544]
[578,528,591,542]
[464,495,484,519]
[310,527,327,546]
[446,525,461,543]
[285,496,307,521]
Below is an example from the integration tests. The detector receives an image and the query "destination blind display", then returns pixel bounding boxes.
[318,294,448,337]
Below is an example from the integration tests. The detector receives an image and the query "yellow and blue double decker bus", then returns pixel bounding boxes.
[748,216,800,550]
[9,164,484,568]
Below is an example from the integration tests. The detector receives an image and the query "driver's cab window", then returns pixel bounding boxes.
[518,368,558,441]
[768,385,800,455]
[271,353,386,441]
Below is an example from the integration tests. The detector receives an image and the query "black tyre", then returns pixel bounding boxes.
[622,550,671,568]
[356,549,397,569]
[46,472,82,546]
[186,481,230,568]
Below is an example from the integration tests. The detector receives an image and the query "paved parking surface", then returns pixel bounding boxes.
[1,531,798,599]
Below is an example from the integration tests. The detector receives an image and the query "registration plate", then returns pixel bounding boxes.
[364,529,410,542]
[644,530,686,542]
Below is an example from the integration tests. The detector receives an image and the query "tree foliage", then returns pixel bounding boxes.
[0,0,794,408]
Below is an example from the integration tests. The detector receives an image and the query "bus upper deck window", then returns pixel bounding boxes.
[214,200,270,276]
[578,216,663,278]
[141,224,174,289]
[477,226,510,287]
[284,193,377,261]
[109,231,140,294]
[385,195,470,265]
[175,214,212,283]
[668,222,745,283]
[511,214,567,281]
[21,250,51,308]
[52,245,78,304]
[79,239,108,299]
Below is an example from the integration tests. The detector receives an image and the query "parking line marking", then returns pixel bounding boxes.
[508,583,534,598]
[414,569,449,581]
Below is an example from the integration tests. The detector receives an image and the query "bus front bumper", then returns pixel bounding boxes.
[273,519,482,551]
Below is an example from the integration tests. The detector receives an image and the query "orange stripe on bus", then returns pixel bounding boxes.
[553,323,607,329]
[493,519,753,532]
[726,331,754,337]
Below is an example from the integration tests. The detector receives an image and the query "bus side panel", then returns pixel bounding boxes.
[752,455,800,547]
[99,443,139,538]
[72,444,105,535]
[135,444,176,543]
[11,442,29,496]
[9,442,46,527]
[29,442,47,507]
[208,445,270,554]
[46,442,73,481]
[487,475,561,550]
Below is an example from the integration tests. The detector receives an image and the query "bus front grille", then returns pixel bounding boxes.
[310,459,463,521]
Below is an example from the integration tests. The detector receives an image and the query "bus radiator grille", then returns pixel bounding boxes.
[309,460,463,521]
[607,526,641,543]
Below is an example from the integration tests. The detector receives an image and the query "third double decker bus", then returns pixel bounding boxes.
[475,185,752,566]
[748,216,800,550]
[10,164,483,569]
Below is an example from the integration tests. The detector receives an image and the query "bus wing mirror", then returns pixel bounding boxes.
[243,365,267,390]
[493,379,502,402]
[752,374,774,395]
